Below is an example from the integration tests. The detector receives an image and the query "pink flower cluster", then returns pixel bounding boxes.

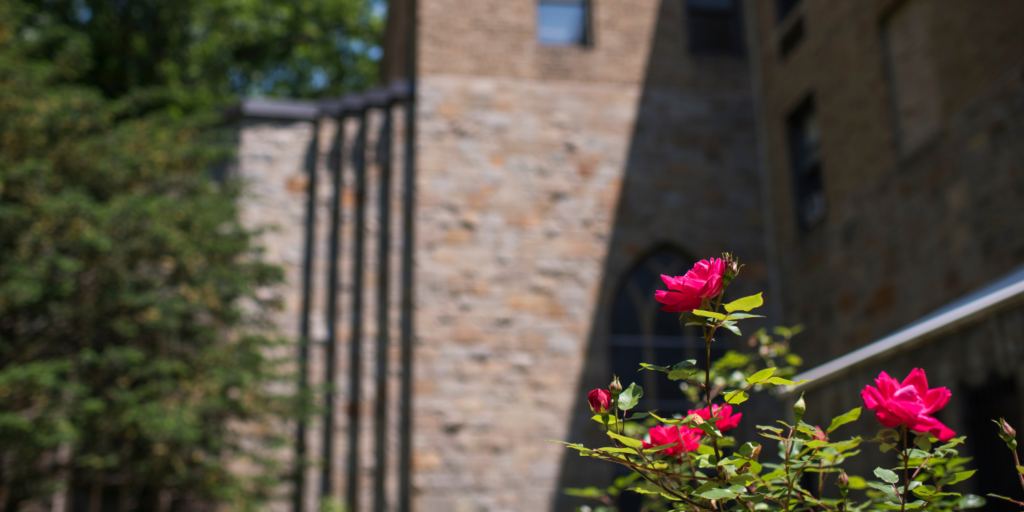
[642,404,742,457]
[644,425,701,456]
[655,258,726,312]
[862,368,955,441]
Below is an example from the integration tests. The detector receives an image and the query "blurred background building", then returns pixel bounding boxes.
[230,0,1024,510]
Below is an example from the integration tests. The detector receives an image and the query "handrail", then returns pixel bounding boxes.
[783,264,1024,397]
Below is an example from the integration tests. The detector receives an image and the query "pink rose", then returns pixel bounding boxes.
[643,425,702,457]
[588,389,612,414]
[810,425,826,442]
[689,404,742,432]
[861,369,955,442]
[655,258,727,312]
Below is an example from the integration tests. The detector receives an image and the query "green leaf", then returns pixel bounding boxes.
[642,443,679,454]
[766,377,805,385]
[874,467,899,484]
[724,312,764,320]
[847,476,867,490]
[627,487,660,495]
[868,481,898,493]
[957,495,986,509]
[1017,465,1024,475]
[724,293,764,313]
[729,475,757,486]
[597,447,638,454]
[938,470,975,487]
[911,485,936,497]
[827,407,862,433]
[693,481,721,494]
[720,322,742,336]
[668,368,700,381]
[638,363,668,373]
[738,442,760,458]
[989,494,1020,504]
[914,435,932,451]
[693,309,726,320]
[700,488,737,500]
[746,367,776,384]
[724,389,749,405]
[617,382,643,411]
[563,487,606,498]
[607,432,643,449]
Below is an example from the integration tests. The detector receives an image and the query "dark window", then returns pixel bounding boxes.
[537,0,589,46]
[775,0,801,22]
[778,16,805,59]
[963,377,1024,511]
[686,0,745,56]
[610,247,717,414]
[786,96,826,231]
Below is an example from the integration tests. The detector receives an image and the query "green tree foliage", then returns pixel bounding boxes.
[0,1,324,509]
[18,0,383,103]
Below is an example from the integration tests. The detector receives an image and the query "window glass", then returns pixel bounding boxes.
[775,0,801,22]
[537,1,588,46]
[786,97,827,231]
[610,248,718,414]
[686,0,744,55]
[883,0,941,156]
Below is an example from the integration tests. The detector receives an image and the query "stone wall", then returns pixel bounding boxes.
[750,0,1024,366]
[413,1,767,511]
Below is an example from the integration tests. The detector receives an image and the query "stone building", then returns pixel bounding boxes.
[230,0,1024,511]
[748,0,1024,507]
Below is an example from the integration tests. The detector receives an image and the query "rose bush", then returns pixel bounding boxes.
[555,253,1024,512]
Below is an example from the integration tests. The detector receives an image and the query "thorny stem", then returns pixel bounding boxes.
[1014,448,1024,496]
[686,453,700,485]
[784,426,796,508]
[901,425,909,512]
[702,292,726,480]
[816,460,827,509]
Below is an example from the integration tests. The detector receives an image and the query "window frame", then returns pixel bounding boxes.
[536,0,592,47]
[785,95,827,233]
[685,0,746,57]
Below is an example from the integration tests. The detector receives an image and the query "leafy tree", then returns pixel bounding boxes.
[20,0,383,103]
[0,0,347,509]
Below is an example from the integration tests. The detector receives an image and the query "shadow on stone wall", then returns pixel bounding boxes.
[551,0,771,509]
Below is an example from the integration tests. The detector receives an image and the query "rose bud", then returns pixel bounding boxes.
[793,393,806,423]
[997,418,1016,440]
[995,418,1017,450]
[609,376,623,395]
[837,471,849,497]
[588,389,612,414]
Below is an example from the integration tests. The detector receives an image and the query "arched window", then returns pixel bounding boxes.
[610,247,724,414]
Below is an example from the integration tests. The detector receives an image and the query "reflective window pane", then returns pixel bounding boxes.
[537,3,587,46]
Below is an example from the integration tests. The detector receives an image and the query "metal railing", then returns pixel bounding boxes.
[232,78,416,512]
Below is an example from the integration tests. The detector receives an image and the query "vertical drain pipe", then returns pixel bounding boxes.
[295,119,321,512]
[398,0,419,507]
[345,112,368,512]
[372,101,394,512]
[397,88,417,512]
[321,116,346,500]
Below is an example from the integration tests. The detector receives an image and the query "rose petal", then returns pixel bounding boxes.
[902,368,930,397]
[922,387,951,415]
[661,274,686,292]
[874,409,903,428]
[862,386,884,410]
